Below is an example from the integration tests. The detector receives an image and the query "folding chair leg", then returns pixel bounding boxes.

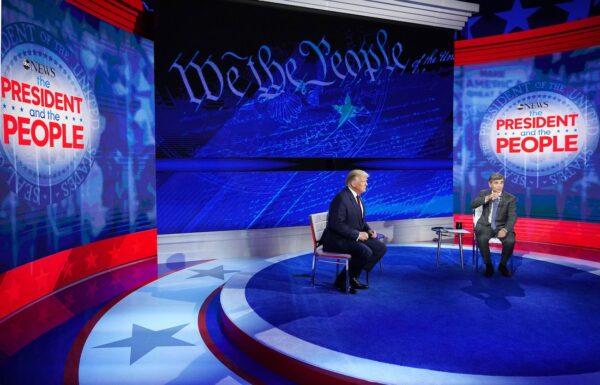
[311,255,317,286]
[345,261,350,294]
[458,234,464,270]
[379,260,383,272]
[474,242,480,272]
[472,239,475,266]
[436,232,442,267]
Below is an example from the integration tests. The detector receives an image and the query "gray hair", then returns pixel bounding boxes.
[488,172,504,182]
[345,169,369,186]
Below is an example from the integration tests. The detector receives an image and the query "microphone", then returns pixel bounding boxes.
[489,191,501,205]
[491,190,501,201]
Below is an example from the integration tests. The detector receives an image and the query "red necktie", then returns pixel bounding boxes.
[357,195,363,216]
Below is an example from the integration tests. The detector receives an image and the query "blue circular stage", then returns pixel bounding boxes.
[222,245,600,383]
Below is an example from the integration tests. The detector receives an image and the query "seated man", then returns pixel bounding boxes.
[321,170,387,293]
[471,172,517,277]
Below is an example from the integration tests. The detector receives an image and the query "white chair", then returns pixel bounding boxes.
[309,212,351,294]
[472,206,513,272]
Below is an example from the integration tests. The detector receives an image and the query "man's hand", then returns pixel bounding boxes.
[368,230,377,238]
[485,191,501,203]
[497,228,508,238]
[358,232,369,241]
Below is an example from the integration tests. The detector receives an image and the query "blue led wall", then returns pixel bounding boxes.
[156,1,454,233]
[454,46,600,221]
[0,0,156,272]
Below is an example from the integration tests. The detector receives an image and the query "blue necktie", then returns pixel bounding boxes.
[491,199,499,230]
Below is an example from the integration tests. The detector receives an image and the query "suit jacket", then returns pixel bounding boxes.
[471,189,517,232]
[321,187,371,249]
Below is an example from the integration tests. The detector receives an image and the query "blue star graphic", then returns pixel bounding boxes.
[187,265,239,280]
[94,323,194,364]
[465,15,482,39]
[557,0,591,22]
[497,0,539,33]
[333,94,359,128]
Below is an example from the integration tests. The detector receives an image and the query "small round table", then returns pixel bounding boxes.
[431,227,471,269]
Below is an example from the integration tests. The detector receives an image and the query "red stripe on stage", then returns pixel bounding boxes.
[455,16,600,66]
[219,305,378,385]
[0,229,157,320]
[62,263,158,385]
[453,215,600,258]
[197,287,267,385]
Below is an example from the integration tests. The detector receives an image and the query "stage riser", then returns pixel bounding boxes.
[218,305,379,385]
[158,217,453,263]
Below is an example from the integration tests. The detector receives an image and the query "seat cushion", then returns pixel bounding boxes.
[316,245,351,259]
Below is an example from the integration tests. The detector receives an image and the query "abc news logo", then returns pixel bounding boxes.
[22,58,56,78]
[517,101,549,110]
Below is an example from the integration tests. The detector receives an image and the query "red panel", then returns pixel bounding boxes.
[455,16,600,66]
[65,0,146,34]
[0,229,157,320]
[453,215,600,253]
[0,257,157,358]
[197,287,267,385]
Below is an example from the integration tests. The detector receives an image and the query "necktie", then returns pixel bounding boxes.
[356,195,363,217]
[491,198,499,230]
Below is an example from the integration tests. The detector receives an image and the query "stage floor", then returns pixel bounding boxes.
[2,243,600,384]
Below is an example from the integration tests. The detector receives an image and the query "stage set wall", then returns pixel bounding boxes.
[0,0,155,320]
[453,16,600,250]
[2,0,600,322]
[154,0,456,263]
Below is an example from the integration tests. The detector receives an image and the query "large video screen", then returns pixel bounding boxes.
[156,1,454,233]
[157,170,451,232]
[0,0,156,272]
[454,46,600,221]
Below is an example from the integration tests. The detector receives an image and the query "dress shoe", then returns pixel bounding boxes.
[334,281,356,294]
[484,263,494,277]
[351,278,368,290]
[498,263,511,277]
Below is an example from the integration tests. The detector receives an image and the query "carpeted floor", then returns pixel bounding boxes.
[245,246,600,376]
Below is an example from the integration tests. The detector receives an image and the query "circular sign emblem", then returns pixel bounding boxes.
[1,22,100,205]
[480,81,599,186]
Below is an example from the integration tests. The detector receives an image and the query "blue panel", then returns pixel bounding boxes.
[453,46,600,222]
[157,170,452,233]
[155,1,454,233]
[0,0,156,272]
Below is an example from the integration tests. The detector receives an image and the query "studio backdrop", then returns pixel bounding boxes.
[454,44,600,234]
[0,0,156,272]
[155,0,455,234]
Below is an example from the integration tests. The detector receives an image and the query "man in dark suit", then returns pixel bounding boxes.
[471,173,517,277]
[321,170,387,293]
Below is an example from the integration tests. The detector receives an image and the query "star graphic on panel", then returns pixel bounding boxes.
[465,15,482,39]
[497,0,539,33]
[556,0,591,22]
[333,94,360,128]
[94,323,194,364]
[187,265,240,280]
[85,251,99,269]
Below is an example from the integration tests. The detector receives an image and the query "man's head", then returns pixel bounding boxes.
[488,172,505,193]
[346,169,369,195]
